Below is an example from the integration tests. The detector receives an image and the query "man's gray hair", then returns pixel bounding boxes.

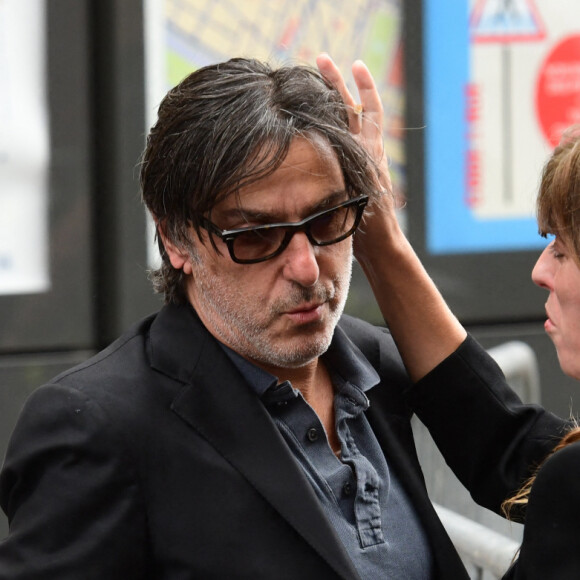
[140,57,380,304]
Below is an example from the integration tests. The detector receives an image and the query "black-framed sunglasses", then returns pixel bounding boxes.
[199,194,369,264]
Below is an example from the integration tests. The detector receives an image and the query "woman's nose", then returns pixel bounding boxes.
[531,244,554,291]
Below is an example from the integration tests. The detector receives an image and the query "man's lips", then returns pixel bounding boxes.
[284,303,324,323]
[286,302,323,314]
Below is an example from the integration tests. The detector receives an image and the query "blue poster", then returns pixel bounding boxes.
[424,0,550,254]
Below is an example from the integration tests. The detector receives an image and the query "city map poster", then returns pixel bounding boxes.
[0,0,50,294]
[144,0,404,265]
[425,0,580,254]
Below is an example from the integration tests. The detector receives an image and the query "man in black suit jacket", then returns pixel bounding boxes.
[0,55,564,579]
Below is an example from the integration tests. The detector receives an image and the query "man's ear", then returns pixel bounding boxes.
[156,221,194,275]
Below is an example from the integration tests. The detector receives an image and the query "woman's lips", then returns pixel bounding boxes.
[544,308,555,333]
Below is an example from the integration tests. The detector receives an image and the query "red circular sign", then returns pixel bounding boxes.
[536,34,580,147]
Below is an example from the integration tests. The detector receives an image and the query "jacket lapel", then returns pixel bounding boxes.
[148,304,360,580]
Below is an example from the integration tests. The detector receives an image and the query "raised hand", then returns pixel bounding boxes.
[316,53,391,194]
[316,53,397,267]
[317,53,466,381]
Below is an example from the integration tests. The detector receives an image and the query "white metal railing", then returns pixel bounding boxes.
[487,341,541,404]
[435,503,519,579]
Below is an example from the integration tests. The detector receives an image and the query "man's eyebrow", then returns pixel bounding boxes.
[310,190,350,212]
[220,190,349,226]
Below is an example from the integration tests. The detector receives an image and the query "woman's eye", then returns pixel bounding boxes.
[550,243,565,259]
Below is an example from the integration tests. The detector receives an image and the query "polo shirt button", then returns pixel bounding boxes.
[307,427,319,442]
[343,482,353,497]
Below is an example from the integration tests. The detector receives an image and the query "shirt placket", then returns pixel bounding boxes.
[335,386,385,548]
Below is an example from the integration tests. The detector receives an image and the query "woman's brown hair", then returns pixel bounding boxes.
[536,124,580,264]
[502,424,580,518]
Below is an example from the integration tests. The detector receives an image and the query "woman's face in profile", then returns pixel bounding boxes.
[532,235,580,380]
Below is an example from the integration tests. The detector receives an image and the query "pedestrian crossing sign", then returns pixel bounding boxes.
[470,0,546,43]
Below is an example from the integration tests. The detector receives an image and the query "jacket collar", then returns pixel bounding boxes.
[147,304,468,579]
[147,303,361,580]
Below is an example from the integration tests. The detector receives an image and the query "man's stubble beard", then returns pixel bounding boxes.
[190,252,353,369]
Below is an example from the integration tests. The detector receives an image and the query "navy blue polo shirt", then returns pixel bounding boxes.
[222,326,433,579]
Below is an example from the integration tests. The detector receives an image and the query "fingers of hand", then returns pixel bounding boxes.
[316,53,362,133]
[317,53,387,174]
[351,60,384,137]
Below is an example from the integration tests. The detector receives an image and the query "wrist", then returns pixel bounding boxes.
[354,205,407,270]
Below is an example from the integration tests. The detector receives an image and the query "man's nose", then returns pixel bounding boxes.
[281,231,320,287]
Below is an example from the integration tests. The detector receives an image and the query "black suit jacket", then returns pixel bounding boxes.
[0,305,487,578]
[506,439,580,580]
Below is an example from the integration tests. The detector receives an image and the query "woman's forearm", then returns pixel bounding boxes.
[355,202,466,382]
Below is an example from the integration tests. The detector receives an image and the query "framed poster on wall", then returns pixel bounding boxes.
[423,0,580,255]
[0,0,50,295]
[0,0,94,350]
[143,0,406,270]
[405,0,580,323]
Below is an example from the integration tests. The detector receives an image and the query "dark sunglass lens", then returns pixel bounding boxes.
[232,228,285,261]
[310,205,355,243]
